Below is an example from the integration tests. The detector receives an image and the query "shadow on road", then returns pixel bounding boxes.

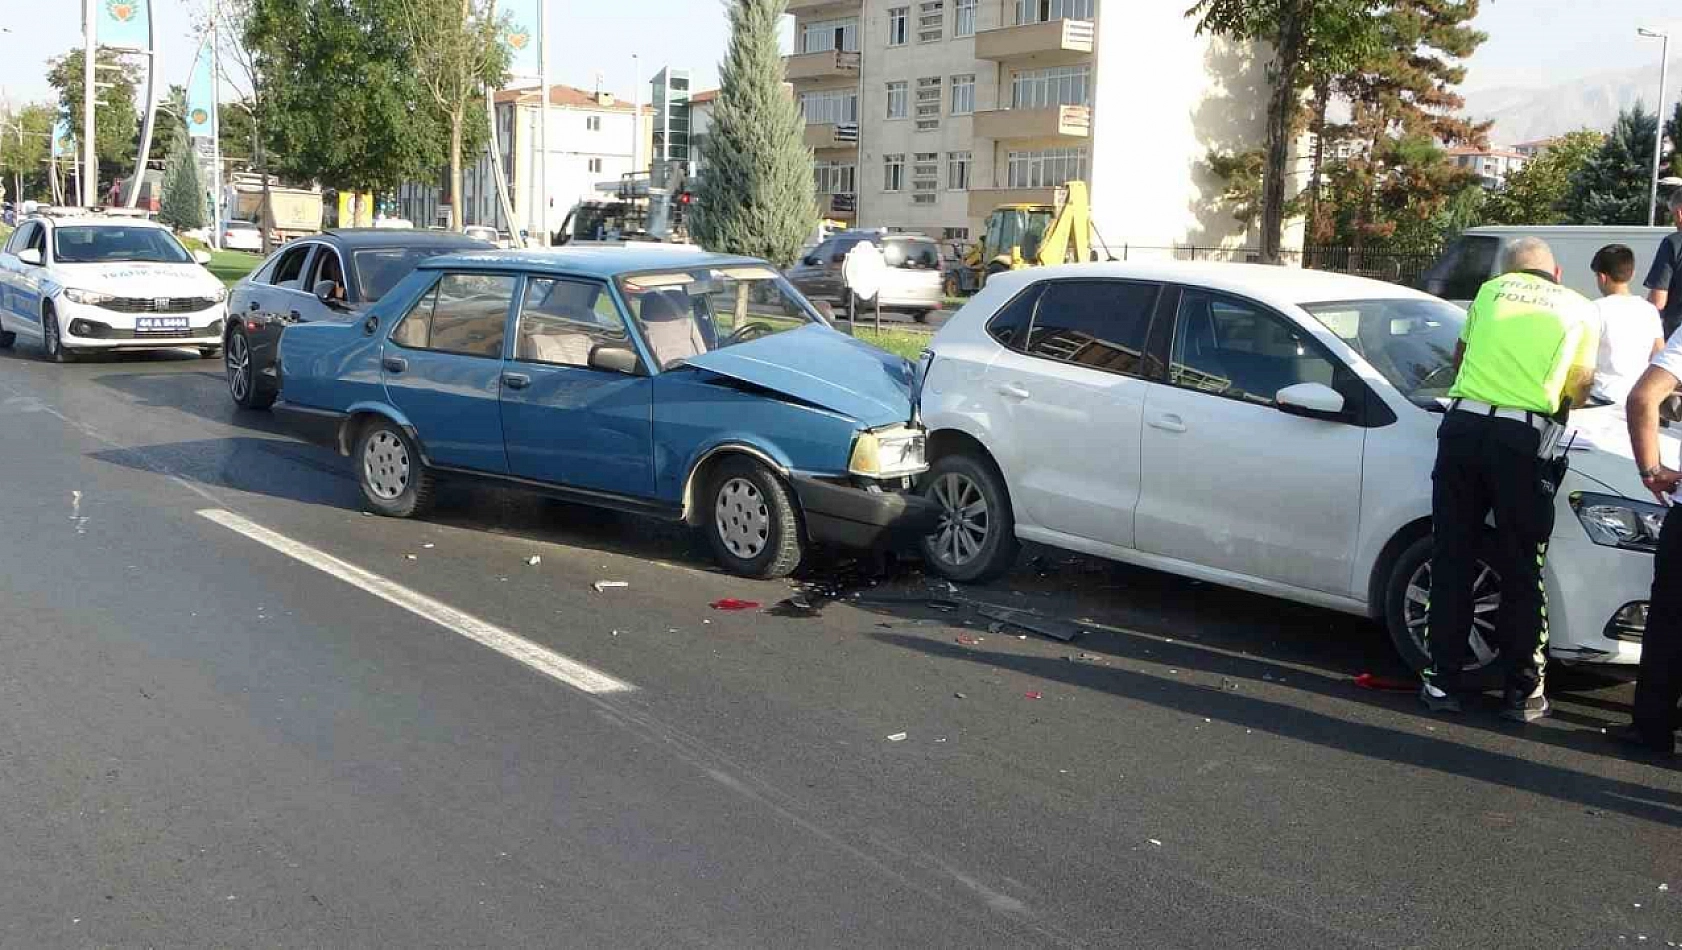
[872,631,1682,827]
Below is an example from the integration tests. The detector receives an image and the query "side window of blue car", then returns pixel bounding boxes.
[513,277,627,368]
[388,273,516,359]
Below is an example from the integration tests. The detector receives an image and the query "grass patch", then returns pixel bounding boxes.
[850,326,932,361]
[0,224,11,245]
[206,249,262,287]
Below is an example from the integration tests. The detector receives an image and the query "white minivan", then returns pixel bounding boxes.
[1420,225,1673,304]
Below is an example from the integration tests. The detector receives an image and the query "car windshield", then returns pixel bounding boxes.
[1299,297,1466,407]
[615,265,824,370]
[53,225,192,264]
[354,247,462,303]
[883,238,940,270]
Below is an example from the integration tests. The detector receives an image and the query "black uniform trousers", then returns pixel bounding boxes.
[1634,507,1682,746]
[1426,410,1555,698]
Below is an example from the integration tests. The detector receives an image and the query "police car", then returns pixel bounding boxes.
[0,214,228,362]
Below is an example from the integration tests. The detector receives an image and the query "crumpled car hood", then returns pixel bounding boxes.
[684,324,916,428]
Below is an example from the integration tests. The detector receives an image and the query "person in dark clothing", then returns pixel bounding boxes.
[1644,191,1682,338]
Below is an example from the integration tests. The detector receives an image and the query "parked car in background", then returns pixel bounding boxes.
[220,220,265,253]
[462,225,510,248]
[787,230,944,322]
[0,215,227,361]
[1420,226,1672,304]
[224,229,488,409]
[273,247,936,578]
[918,261,1666,674]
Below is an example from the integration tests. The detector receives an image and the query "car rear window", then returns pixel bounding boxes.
[884,239,940,270]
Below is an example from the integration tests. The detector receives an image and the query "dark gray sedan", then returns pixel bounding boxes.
[224,229,487,409]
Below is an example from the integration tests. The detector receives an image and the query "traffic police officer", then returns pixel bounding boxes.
[1423,237,1598,722]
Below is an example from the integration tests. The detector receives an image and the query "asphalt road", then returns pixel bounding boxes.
[0,342,1677,949]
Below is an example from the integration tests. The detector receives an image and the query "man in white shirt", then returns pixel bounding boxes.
[1591,244,1665,405]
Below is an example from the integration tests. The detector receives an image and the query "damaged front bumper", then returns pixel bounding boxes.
[793,476,939,550]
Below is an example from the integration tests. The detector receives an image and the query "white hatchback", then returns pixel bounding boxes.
[918,261,1668,673]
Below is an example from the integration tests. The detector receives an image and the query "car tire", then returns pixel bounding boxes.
[1382,533,1504,684]
[354,420,435,519]
[199,346,221,360]
[225,328,276,410]
[912,310,935,324]
[704,455,804,579]
[40,307,74,363]
[919,451,1019,584]
[0,328,14,349]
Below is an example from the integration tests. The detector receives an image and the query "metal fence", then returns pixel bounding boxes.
[1101,244,1440,288]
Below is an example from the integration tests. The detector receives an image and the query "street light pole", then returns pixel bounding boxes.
[82,0,98,207]
[1640,27,1671,226]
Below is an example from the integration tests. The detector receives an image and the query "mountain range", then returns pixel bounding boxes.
[1464,58,1676,145]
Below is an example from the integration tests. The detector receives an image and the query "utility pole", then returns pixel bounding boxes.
[631,53,641,177]
[127,0,158,209]
[82,0,98,207]
[538,0,550,245]
[1640,28,1672,226]
[210,0,223,246]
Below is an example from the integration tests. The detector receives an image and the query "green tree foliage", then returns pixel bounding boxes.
[0,103,56,203]
[157,122,207,230]
[1187,0,1380,262]
[1204,147,1267,226]
[1564,105,1659,226]
[1481,129,1602,225]
[46,47,142,187]
[219,102,259,166]
[693,0,817,266]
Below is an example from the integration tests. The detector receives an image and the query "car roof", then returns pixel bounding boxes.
[319,228,490,250]
[419,245,768,278]
[985,260,1435,309]
[35,215,169,231]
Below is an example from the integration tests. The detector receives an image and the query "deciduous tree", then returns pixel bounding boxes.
[1482,129,1602,226]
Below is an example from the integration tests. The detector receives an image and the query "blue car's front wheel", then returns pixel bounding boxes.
[705,456,804,579]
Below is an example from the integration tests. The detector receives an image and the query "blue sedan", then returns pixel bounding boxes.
[272,246,937,577]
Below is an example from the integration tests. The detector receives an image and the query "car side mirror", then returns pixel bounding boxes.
[589,343,642,375]
[362,315,379,335]
[193,249,213,265]
[1276,382,1346,421]
[801,255,818,266]
[313,280,346,309]
[17,248,42,266]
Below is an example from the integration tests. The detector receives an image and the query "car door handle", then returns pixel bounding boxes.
[502,372,531,390]
[288,310,302,323]
[1148,413,1187,433]
[996,383,1031,400]
[382,356,408,374]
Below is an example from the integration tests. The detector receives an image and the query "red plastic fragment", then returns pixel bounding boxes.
[1024,691,1043,700]
[710,598,761,611]
[1353,672,1416,693]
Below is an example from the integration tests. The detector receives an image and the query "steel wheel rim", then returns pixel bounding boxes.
[44,313,59,356]
[929,471,989,568]
[362,430,410,500]
[715,477,770,559]
[1404,558,1501,669]
[227,334,250,400]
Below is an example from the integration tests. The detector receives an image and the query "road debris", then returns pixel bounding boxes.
[1024,691,1043,700]
[526,555,542,566]
[422,543,435,549]
[593,580,629,592]
[710,598,761,611]
[955,634,982,646]
[1148,839,1162,847]
[1354,672,1416,692]
[403,554,417,560]
[887,732,907,742]
[975,605,1081,642]
[954,692,966,699]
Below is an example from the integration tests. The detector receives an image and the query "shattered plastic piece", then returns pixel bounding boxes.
[1024,691,1042,700]
[1354,672,1416,692]
[887,732,907,742]
[403,554,417,560]
[954,692,966,699]
[526,555,543,566]
[593,580,629,591]
[934,737,947,742]
[976,605,1081,642]
[955,634,982,646]
[710,598,761,611]
[422,543,435,549]
[1659,884,1670,892]
[1147,839,1162,847]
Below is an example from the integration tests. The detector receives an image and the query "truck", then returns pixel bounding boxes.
[222,174,324,244]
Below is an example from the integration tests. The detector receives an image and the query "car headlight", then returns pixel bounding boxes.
[210,287,228,303]
[848,425,927,479]
[62,287,114,306]
[1570,492,1667,552]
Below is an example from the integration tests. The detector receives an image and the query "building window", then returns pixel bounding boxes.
[814,160,857,195]
[886,81,909,119]
[801,17,860,53]
[954,0,976,36]
[1015,0,1094,25]
[1012,64,1092,109]
[950,74,975,115]
[1006,147,1088,188]
[917,1,944,43]
[912,153,939,204]
[947,150,971,190]
[887,7,910,46]
[942,226,971,240]
[586,115,601,131]
[800,89,860,125]
[915,77,942,131]
[884,153,906,192]
[588,158,603,173]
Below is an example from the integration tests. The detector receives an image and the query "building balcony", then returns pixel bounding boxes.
[804,122,861,151]
[974,18,1095,65]
[787,0,861,12]
[968,186,1062,218]
[972,105,1091,141]
[783,49,863,83]
[825,193,857,219]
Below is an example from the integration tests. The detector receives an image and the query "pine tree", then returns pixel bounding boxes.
[692,0,817,266]
[158,122,207,231]
[1563,105,1658,226]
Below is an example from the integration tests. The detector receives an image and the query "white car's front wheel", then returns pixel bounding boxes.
[918,452,1019,584]
[40,307,74,363]
[1383,533,1503,679]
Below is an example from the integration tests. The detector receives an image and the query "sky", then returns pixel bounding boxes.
[0,0,1675,110]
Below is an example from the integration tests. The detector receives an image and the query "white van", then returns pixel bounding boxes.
[1419,225,1674,303]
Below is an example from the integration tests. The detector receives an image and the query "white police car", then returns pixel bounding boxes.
[0,215,228,362]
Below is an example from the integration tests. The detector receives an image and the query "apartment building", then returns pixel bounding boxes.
[1447,146,1528,190]
[785,0,1285,250]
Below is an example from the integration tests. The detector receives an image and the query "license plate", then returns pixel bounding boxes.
[136,317,189,333]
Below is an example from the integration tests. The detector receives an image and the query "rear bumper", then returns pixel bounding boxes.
[793,476,939,550]
[274,401,347,453]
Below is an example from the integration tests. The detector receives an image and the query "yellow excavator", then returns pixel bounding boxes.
[944,181,1093,296]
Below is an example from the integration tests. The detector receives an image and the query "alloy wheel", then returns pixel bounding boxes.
[227,334,250,401]
[929,471,989,568]
[1403,558,1502,669]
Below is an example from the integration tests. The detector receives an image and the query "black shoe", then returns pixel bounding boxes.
[1420,682,1462,713]
[1500,694,1550,723]
[1606,723,1676,760]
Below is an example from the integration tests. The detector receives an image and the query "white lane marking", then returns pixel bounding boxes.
[196,508,634,695]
